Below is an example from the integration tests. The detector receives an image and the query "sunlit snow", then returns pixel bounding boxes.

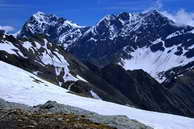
[0,61,193,129]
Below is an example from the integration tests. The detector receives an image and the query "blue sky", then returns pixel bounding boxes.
[0,0,194,32]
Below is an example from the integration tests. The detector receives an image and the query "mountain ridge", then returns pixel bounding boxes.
[18,10,194,82]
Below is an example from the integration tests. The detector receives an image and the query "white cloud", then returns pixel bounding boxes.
[0,0,24,8]
[155,0,163,9]
[0,26,15,32]
[143,0,194,27]
[143,0,163,13]
[162,9,194,26]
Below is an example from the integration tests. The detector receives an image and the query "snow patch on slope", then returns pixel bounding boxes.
[121,46,194,82]
[90,90,102,100]
[0,61,194,129]
[0,41,24,56]
[166,31,183,39]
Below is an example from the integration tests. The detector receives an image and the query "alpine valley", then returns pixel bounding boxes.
[0,10,194,129]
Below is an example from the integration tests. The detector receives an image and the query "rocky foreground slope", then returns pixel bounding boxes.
[0,99,152,129]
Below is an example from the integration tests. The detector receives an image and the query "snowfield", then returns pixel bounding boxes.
[0,61,194,129]
[121,46,194,82]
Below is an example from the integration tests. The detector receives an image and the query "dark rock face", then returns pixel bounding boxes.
[85,63,194,117]
[163,67,194,117]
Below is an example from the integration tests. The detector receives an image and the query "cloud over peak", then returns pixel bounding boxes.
[162,9,194,27]
[0,26,15,32]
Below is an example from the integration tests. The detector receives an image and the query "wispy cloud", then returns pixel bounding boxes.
[0,4,24,8]
[155,0,163,9]
[0,25,15,32]
[143,0,163,12]
[0,0,24,8]
[101,0,194,27]
[162,9,194,26]
[142,0,194,27]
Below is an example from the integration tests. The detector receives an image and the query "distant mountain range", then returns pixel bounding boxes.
[0,10,194,119]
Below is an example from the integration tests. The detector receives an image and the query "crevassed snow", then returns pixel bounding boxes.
[0,61,194,129]
[121,46,194,82]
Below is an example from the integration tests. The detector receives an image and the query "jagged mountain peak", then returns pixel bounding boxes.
[98,14,116,22]
[117,12,139,21]
[19,10,184,43]
[143,9,162,16]
[82,10,176,41]
[33,11,46,17]
[29,11,82,30]
[142,10,175,25]
[31,11,80,27]
[19,12,88,46]
[96,10,172,25]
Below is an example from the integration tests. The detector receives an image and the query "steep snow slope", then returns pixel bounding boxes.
[120,45,194,82]
[0,61,193,129]
[0,34,78,83]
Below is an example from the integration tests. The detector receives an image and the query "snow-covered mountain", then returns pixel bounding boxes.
[70,10,194,82]
[19,11,89,48]
[0,61,194,129]
[18,10,194,83]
